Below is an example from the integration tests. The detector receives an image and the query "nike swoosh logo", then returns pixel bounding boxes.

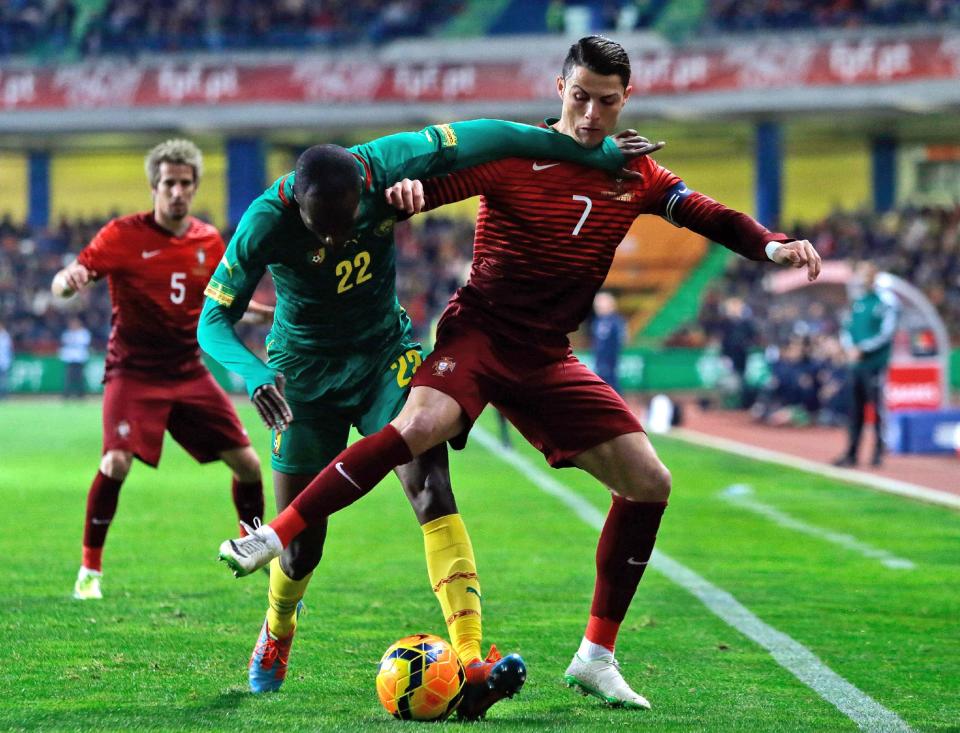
[91,518,112,525]
[141,250,162,259]
[532,162,560,171]
[335,462,362,491]
[627,557,648,566]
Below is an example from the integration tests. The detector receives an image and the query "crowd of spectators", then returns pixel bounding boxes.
[0,0,458,61]
[4,0,959,63]
[681,202,960,424]
[706,0,960,33]
[0,210,473,363]
[544,0,958,38]
[4,200,957,413]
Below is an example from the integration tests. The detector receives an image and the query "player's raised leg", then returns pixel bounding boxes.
[74,449,132,600]
[564,431,670,709]
[218,386,464,575]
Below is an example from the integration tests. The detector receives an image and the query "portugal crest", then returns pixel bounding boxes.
[432,356,457,377]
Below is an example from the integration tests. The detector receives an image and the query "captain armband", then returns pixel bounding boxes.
[660,181,694,226]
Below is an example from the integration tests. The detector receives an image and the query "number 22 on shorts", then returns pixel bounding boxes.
[390,349,423,387]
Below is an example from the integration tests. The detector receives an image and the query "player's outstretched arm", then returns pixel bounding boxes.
[51,260,95,298]
[358,119,664,191]
[665,185,821,281]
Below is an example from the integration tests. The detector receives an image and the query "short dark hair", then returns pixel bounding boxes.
[294,144,362,202]
[561,35,631,88]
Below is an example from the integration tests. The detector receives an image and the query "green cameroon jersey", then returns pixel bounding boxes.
[197,119,627,405]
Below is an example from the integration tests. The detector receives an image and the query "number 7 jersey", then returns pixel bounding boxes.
[422,145,787,346]
[77,213,224,380]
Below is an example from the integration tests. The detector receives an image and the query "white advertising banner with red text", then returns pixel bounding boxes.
[2,34,959,111]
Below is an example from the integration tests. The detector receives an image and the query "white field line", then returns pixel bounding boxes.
[720,484,916,570]
[670,427,960,511]
[471,425,914,733]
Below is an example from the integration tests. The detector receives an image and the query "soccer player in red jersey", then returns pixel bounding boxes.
[220,36,822,709]
[52,139,264,601]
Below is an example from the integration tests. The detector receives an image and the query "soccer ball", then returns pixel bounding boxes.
[375,633,465,721]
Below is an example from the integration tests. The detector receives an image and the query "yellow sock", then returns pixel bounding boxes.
[422,513,483,666]
[266,558,312,638]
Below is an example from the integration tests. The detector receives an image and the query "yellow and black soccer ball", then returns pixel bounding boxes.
[375,633,465,721]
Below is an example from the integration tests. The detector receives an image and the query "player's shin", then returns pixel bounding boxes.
[232,478,265,534]
[81,471,123,572]
[266,558,311,638]
[585,497,667,655]
[422,514,483,666]
[273,425,413,545]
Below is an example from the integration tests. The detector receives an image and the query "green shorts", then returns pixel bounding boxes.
[269,339,423,475]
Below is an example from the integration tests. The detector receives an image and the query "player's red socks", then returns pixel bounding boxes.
[81,471,124,572]
[272,425,414,546]
[231,478,265,533]
[587,497,667,646]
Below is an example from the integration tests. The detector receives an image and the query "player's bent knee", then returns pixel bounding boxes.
[100,450,133,480]
[235,448,262,482]
[618,464,671,502]
[652,464,672,500]
[394,411,449,457]
[220,446,261,482]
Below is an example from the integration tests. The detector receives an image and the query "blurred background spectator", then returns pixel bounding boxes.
[0,319,12,398]
[591,291,627,394]
[60,314,90,398]
[834,261,899,467]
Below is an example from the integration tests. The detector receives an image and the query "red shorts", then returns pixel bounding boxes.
[411,319,643,467]
[102,371,250,467]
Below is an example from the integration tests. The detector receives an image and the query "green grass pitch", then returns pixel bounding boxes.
[1,399,957,731]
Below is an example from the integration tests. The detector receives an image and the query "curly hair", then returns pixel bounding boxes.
[144,139,203,188]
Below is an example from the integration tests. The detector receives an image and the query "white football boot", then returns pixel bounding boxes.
[218,519,282,577]
[73,567,103,600]
[564,653,651,709]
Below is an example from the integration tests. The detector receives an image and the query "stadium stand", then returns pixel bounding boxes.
[3,201,956,371]
[5,0,957,63]
[0,0,461,60]
[0,212,473,358]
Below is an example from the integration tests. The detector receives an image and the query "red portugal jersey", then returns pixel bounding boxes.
[423,152,789,346]
[77,213,225,380]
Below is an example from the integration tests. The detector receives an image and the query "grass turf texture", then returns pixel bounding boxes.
[1,399,957,731]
